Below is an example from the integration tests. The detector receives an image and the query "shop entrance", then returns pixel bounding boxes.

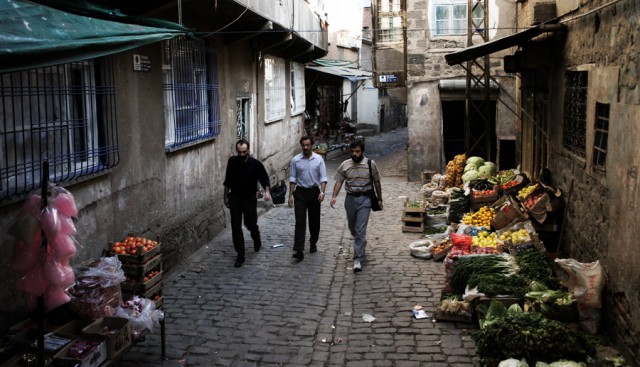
[442,100,497,163]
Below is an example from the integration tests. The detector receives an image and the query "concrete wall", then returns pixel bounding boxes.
[405,0,517,181]
[519,0,640,363]
[0,5,318,327]
[356,79,380,132]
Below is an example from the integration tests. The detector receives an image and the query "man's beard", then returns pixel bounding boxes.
[351,155,364,163]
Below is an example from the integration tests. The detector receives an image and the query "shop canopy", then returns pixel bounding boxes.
[306,65,372,82]
[444,23,565,66]
[0,0,190,73]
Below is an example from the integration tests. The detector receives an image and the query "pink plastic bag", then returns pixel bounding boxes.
[51,187,78,218]
[41,207,61,242]
[49,234,78,261]
[45,286,71,311]
[9,235,42,274]
[16,266,48,296]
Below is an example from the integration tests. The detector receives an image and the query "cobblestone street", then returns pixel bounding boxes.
[121,127,479,366]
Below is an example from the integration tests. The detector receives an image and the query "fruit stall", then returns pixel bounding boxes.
[1,171,165,367]
[405,154,620,366]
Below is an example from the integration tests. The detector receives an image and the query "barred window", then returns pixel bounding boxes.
[163,37,221,150]
[377,0,403,43]
[264,55,286,123]
[433,1,483,36]
[592,102,609,170]
[562,70,588,158]
[0,58,119,201]
[290,62,306,116]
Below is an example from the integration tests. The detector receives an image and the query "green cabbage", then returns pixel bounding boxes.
[466,156,485,167]
[478,163,497,177]
[462,170,479,183]
[464,163,477,173]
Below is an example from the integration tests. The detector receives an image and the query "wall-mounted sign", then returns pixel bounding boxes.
[133,54,151,72]
[378,74,398,83]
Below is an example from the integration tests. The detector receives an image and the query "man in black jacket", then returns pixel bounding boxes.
[223,139,271,267]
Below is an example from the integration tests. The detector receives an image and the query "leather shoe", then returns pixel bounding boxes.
[234,257,245,268]
[310,245,317,253]
[292,251,304,261]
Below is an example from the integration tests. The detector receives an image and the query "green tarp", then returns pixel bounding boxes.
[0,0,190,73]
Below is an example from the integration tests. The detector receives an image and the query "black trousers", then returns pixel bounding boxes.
[293,186,321,251]
[229,193,260,258]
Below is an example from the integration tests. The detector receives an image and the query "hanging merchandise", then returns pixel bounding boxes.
[8,186,80,311]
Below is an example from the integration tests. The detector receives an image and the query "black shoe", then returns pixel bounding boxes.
[292,251,304,261]
[254,243,262,252]
[310,245,317,253]
[234,257,245,268]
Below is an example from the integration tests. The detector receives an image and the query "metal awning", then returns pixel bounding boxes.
[306,66,371,82]
[444,23,565,66]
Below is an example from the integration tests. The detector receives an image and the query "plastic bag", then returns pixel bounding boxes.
[554,258,604,334]
[271,181,287,204]
[73,256,126,288]
[116,296,165,338]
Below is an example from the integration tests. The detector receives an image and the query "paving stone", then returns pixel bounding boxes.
[119,128,479,366]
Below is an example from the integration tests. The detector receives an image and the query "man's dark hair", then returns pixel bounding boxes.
[236,138,250,150]
[350,139,365,152]
[300,135,314,145]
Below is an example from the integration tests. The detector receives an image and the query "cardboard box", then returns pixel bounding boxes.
[54,339,107,367]
[82,317,132,359]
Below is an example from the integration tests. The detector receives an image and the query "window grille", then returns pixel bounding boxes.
[562,70,588,158]
[235,98,250,140]
[163,37,221,150]
[434,1,484,36]
[290,62,306,116]
[0,58,119,201]
[264,56,286,123]
[592,102,609,169]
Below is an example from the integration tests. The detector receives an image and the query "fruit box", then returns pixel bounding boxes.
[82,317,132,359]
[121,254,162,280]
[116,242,162,265]
[120,270,163,293]
[54,338,107,367]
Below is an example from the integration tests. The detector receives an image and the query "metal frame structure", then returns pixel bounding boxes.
[464,0,492,159]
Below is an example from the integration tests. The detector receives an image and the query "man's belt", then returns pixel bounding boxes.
[347,191,372,197]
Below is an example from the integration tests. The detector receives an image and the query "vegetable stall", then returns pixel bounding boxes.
[404,154,623,367]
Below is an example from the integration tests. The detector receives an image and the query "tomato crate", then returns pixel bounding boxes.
[120,270,162,293]
[121,254,162,279]
[117,242,162,264]
[123,277,163,300]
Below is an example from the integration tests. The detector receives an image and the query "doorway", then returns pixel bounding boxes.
[235,97,250,140]
[442,100,497,163]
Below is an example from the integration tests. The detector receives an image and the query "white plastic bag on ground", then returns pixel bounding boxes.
[554,258,604,334]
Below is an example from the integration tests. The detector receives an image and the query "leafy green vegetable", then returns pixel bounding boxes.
[468,273,530,298]
[450,254,513,295]
[472,309,593,366]
[515,248,559,289]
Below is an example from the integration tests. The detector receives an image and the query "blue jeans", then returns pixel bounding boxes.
[344,195,371,261]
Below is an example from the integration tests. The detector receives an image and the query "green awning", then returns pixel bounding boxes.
[0,0,190,73]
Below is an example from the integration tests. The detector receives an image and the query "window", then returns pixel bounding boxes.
[562,70,588,158]
[377,0,403,43]
[290,62,306,116]
[264,55,286,123]
[433,1,484,36]
[0,58,119,201]
[592,102,609,170]
[163,37,221,150]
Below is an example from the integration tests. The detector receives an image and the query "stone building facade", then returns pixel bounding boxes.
[404,0,518,181]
